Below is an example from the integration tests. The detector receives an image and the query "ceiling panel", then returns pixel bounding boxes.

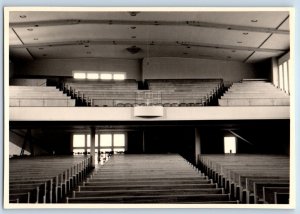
[9,28,22,45]
[260,34,290,50]
[13,24,270,48]
[246,51,282,63]
[10,11,289,28]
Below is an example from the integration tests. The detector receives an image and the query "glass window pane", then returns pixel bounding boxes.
[73,149,85,154]
[114,148,125,153]
[113,134,125,147]
[73,134,85,147]
[100,134,112,147]
[224,137,236,154]
[100,73,112,80]
[100,148,112,153]
[283,61,289,93]
[74,72,86,79]
[87,73,99,80]
[113,73,125,80]
[279,64,284,90]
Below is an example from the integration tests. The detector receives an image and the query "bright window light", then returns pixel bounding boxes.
[100,134,112,147]
[224,137,236,154]
[73,134,85,147]
[113,73,125,80]
[87,73,99,80]
[113,134,125,147]
[74,72,86,79]
[100,73,113,80]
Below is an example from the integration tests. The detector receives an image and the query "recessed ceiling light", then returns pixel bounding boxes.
[129,12,139,17]
[19,15,27,18]
[237,41,243,44]
[251,19,258,23]
[131,26,136,29]
[34,38,38,40]
[131,36,136,39]
[27,28,33,31]
[243,32,249,35]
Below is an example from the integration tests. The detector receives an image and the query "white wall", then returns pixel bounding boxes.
[16,58,142,80]
[142,57,263,84]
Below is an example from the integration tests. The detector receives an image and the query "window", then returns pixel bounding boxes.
[87,73,99,80]
[277,53,290,94]
[72,71,126,80]
[73,72,86,79]
[100,73,113,80]
[113,134,125,147]
[73,134,85,147]
[113,73,125,80]
[224,137,236,154]
[73,133,126,155]
[100,134,112,147]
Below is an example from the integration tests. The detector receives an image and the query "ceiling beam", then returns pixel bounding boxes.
[9,19,289,35]
[9,39,287,54]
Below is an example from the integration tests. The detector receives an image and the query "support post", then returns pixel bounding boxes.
[195,128,202,165]
[90,127,96,168]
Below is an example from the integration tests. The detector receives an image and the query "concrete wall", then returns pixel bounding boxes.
[142,57,267,84]
[14,58,142,80]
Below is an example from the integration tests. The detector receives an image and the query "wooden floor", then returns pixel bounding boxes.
[67,154,238,204]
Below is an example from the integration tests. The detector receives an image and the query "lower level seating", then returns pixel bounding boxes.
[67,154,238,204]
[9,156,92,203]
[199,154,289,204]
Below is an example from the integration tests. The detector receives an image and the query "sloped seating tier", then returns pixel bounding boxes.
[67,154,238,204]
[219,80,290,106]
[63,80,138,106]
[199,154,289,204]
[9,86,75,107]
[9,155,92,203]
[146,79,224,106]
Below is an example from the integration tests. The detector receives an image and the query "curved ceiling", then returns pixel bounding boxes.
[9,10,290,63]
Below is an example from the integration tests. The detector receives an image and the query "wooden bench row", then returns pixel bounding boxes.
[9,155,93,203]
[198,154,289,204]
[67,154,238,204]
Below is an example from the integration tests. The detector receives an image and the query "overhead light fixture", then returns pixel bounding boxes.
[129,12,140,17]
[126,46,141,54]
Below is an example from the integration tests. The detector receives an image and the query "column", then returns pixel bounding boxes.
[90,127,96,168]
[195,128,202,165]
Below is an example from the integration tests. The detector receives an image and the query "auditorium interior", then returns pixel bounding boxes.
[6,9,293,206]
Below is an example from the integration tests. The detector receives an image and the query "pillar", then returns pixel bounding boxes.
[90,127,96,168]
[195,128,202,165]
